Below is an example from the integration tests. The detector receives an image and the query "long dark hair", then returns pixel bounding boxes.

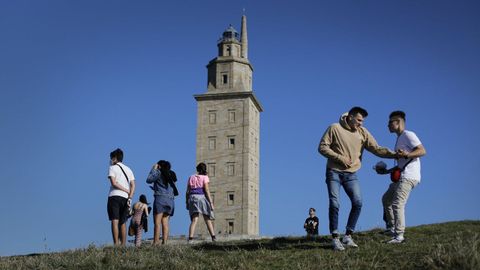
[157,160,176,185]
[196,162,207,175]
[157,160,179,196]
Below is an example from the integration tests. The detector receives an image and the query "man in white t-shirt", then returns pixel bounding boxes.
[378,111,426,244]
[107,148,135,246]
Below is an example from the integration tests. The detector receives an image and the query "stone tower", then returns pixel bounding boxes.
[194,15,262,237]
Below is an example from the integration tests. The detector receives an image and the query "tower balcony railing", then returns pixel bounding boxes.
[217,37,240,44]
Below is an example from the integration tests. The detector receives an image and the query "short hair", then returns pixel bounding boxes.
[196,162,207,175]
[389,110,406,121]
[309,207,316,212]
[348,106,368,118]
[110,148,123,162]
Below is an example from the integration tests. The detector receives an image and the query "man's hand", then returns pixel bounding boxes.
[397,149,409,159]
[338,155,352,168]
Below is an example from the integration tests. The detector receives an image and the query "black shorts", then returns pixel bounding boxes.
[107,196,128,224]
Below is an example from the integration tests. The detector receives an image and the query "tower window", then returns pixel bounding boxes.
[227,162,235,176]
[210,192,215,204]
[226,45,231,56]
[228,136,235,149]
[223,74,228,84]
[208,163,216,177]
[228,110,236,123]
[227,220,234,234]
[209,111,217,124]
[227,192,234,205]
[209,137,216,150]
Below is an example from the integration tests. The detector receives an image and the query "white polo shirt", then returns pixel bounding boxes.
[108,162,135,198]
[395,130,422,182]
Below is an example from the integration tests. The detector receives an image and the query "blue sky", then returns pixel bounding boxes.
[1,0,479,256]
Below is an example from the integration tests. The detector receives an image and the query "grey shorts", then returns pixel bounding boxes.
[188,194,214,220]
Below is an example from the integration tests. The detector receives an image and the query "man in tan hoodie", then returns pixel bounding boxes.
[318,107,398,251]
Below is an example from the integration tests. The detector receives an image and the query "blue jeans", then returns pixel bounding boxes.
[326,168,362,235]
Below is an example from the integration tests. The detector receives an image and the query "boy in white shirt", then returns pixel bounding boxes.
[107,148,136,246]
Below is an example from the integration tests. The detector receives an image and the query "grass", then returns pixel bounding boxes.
[1,220,479,270]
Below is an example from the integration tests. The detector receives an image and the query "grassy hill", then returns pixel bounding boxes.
[1,220,479,270]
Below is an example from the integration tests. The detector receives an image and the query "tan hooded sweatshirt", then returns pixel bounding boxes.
[318,113,396,173]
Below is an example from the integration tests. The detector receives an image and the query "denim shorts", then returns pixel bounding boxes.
[153,194,175,216]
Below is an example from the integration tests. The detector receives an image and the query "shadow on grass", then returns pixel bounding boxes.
[194,236,332,252]
[22,253,44,257]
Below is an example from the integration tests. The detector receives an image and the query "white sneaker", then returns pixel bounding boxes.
[342,235,358,248]
[387,235,405,244]
[332,238,345,251]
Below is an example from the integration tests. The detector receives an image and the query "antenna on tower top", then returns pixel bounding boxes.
[242,8,246,15]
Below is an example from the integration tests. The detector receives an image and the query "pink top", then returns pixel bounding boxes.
[187,174,209,189]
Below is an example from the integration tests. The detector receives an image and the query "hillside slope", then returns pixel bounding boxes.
[1,220,479,270]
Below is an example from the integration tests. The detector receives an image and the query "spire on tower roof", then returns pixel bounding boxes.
[241,15,248,59]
